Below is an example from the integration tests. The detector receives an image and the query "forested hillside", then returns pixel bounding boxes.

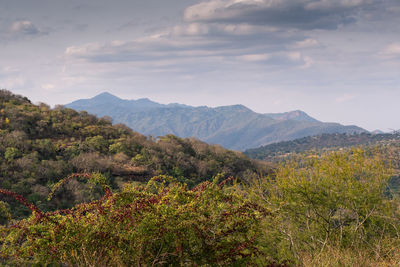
[245,132,400,161]
[244,132,400,193]
[0,90,268,219]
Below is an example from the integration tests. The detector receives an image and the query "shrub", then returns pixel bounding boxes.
[248,148,400,265]
[0,174,266,266]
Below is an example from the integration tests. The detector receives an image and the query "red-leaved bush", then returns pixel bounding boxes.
[0,173,270,266]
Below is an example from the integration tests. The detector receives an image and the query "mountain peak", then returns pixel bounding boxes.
[92,92,121,101]
[215,104,253,113]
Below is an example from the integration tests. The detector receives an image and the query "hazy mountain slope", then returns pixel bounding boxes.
[66,92,366,150]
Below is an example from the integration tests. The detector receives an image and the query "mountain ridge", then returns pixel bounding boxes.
[66,92,366,150]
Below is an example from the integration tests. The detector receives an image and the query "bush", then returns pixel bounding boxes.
[248,149,400,265]
[4,147,20,161]
[0,174,266,266]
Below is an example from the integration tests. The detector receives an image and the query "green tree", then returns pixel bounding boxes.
[4,147,20,161]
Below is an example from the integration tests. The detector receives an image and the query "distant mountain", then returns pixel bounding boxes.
[66,92,367,150]
[244,132,400,161]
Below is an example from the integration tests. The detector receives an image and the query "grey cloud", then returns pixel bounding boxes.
[64,26,306,66]
[62,1,317,72]
[184,0,375,30]
[59,0,398,91]
[10,20,42,35]
[63,34,314,76]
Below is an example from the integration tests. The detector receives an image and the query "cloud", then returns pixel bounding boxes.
[184,0,372,30]
[64,32,312,71]
[63,0,391,78]
[64,37,226,64]
[237,53,270,62]
[380,43,400,58]
[291,38,320,49]
[284,51,314,68]
[10,20,42,35]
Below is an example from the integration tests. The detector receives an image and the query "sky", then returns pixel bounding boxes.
[0,0,399,132]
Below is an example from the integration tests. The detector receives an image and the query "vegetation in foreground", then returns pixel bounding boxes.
[1,149,400,266]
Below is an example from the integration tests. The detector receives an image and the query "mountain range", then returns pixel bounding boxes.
[66,92,366,150]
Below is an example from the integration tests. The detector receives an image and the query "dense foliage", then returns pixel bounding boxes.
[247,148,400,265]
[0,90,268,219]
[1,149,400,266]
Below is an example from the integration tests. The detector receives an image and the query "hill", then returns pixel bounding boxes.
[244,132,400,161]
[66,92,366,150]
[0,90,268,219]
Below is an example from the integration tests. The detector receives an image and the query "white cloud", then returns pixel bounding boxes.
[171,22,276,37]
[184,0,242,22]
[172,23,210,36]
[237,53,270,61]
[292,38,320,49]
[282,51,314,68]
[301,56,314,68]
[65,43,102,57]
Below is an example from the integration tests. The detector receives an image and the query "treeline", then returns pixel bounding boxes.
[1,149,400,266]
[0,90,269,219]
